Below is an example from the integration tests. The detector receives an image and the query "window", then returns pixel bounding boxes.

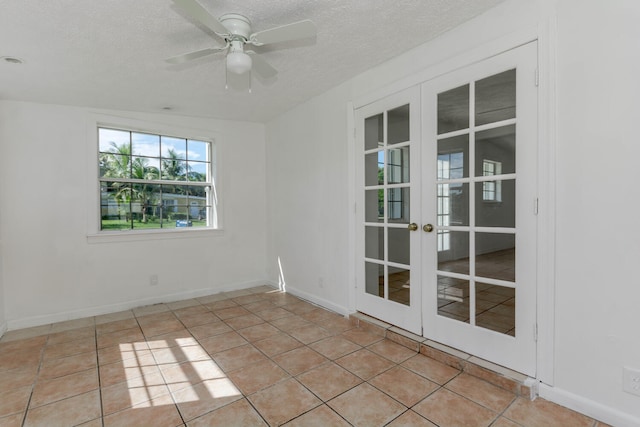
[98,127,215,231]
[482,159,502,202]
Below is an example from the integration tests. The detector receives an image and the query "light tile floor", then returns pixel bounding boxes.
[0,286,610,427]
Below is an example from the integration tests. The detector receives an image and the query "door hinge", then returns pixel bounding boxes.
[534,68,539,87]
[534,198,539,215]
[533,323,538,342]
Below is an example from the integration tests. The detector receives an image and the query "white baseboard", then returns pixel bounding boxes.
[6,279,270,331]
[538,383,640,427]
[267,281,350,317]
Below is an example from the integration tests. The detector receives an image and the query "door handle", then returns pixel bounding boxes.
[423,224,434,232]
[408,223,418,231]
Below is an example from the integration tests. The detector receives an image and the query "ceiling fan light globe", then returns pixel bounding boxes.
[226,51,252,74]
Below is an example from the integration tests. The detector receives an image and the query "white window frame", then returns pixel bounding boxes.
[87,114,223,243]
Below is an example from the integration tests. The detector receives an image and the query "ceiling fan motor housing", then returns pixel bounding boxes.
[219,13,252,40]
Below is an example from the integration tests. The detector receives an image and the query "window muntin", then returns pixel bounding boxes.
[98,127,214,231]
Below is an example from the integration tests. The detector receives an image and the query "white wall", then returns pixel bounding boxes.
[266,0,640,423]
[550,0,640,422]
[265,82,353,313]
[0,199,5,335]
[0,100,268,328]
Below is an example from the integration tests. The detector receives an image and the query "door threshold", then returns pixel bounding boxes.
[350,312,537,400]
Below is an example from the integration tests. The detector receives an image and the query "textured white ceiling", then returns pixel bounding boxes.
[0,0,505,123]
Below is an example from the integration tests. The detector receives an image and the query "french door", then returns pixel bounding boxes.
[356,42,538,375]
[355,87,422,335]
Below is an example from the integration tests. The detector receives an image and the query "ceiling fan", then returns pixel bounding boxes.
[167,0,317,87]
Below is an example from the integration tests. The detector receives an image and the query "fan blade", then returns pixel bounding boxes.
[246,51,277,79]
[249,20,316,45]
[173,0,230,36]
[166,48,222,64]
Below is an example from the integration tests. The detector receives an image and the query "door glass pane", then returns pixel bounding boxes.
[365,226,384,260]
[438,84,469,134]
[475,180,515,227]
[365,190,383,223]
[388,146,409,184]
[365,262,384,298]
[365,151,384,186]
[438,135,469,180]
[388,105,410,145]
[475,233,515,282]
[437,231,469,275]
[387,188,409,223]
[389,267,410,306]
[475,125,515,177]
[475,69,516,126]
[388,227,410,265]
[438,183,469,226]
[438,276,470,323]
[476,283,515,336]
[365,113,383,150]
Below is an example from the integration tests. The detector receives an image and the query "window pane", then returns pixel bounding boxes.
[475,233,515,282]
[365,151,384,186]
[161,136,187,159]
[365,226,384,260]
[475,69,516,126]
[387,146,409,184]
[99,153,131,179]
[437,183,469,226]
[187,186,207,224]
[388,227,410,265]
[161,158,187,181]
[365,262,384,298]
[365,114,383,150]
[476,283,515,336]
[438,276,469,323]
[437,135,468,180]
[438,231,469,275]
[100,181,131,230]
[187,161,208,181]
[131,132,159,158]
[388,104,410,145]
[188,140,209,162]
[387,188,409,223]
[131,157,160,180]
[438,84,469,134]
[389,267,410,306]
[475,180,515,227]
[365,190,383,223]
[475,125,515,177]
[130,183,161,229]
[99,128,130,153]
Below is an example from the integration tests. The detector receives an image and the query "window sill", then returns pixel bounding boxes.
[87,227,225,244]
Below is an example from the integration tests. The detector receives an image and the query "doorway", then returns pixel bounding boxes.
[355,42,538,375]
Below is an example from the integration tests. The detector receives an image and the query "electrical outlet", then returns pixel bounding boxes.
[623,367,640,397]
[149,274,159,286]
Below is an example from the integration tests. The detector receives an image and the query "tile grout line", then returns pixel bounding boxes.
[20,329,51,427]
[94,324,106,427]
